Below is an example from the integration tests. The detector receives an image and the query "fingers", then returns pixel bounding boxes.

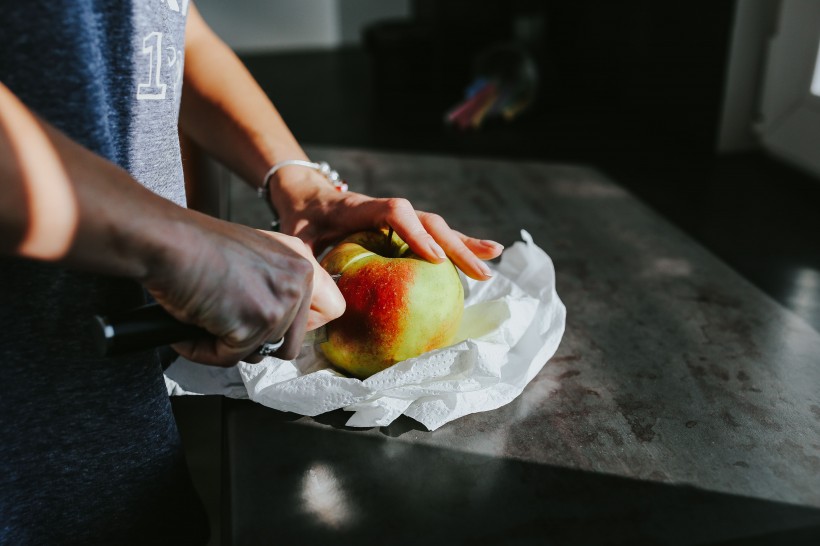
[274,184,508,282]
[242,352,265,365]
[219,232,342,363]
[173,336,252,368]
[381,199,501,271]
[260,230,346,328]
[171,284,304,367]
[415,212,495,280]
[348,198,444,264]
[168,232,317,367]
[305,267,345,330]
[271,267,313,360]
[350,197,504,281]
[453,230,504,260]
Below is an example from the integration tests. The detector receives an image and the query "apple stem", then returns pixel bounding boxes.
[386,226,395,257]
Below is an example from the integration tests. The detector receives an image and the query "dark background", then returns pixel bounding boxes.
[239,0,820,332]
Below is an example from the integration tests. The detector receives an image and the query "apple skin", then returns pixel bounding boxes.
[319,230,464,379]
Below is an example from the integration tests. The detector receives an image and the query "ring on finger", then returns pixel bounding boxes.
[257,337,285,357]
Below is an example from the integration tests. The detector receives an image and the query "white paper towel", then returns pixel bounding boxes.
[165,230,566,430]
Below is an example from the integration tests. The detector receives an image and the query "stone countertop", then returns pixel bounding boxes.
[221,146,820,544]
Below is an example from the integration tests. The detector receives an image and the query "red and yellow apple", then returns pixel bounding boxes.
[319,230,464,379]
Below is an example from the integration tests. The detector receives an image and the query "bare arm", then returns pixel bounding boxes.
[179,5,503,278]
[0,81,342,364]
[0,81,183,276]
[179,4,305,187]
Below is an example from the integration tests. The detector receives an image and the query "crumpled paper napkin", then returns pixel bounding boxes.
[165,230,566,431]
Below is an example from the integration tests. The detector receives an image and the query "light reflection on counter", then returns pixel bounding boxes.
[299,463,357,529]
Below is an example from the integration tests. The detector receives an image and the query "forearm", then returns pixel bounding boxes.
[179,5,336,219]
[179,4,307,187]
[0,81,188,279]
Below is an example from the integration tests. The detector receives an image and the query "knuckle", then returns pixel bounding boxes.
[276,279,307,311]
[284,234,309,252]
[260,304,285,327]
[453,247,474,264]
[223,325,255,349]
[386,197,413,216]
[425,212,446,227]
[291,256,314,280]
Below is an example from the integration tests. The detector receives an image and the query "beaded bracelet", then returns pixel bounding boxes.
[257,160,349,230]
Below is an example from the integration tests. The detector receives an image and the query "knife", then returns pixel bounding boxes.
[92,273,342,357]
[92,304,328,357]
[92,273,340,357]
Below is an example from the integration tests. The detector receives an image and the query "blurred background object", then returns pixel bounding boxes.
[444,44,539,130]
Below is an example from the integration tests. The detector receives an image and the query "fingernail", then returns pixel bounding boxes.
[429,240,447,260]
[481,239,504,250]
[478,261,493,278]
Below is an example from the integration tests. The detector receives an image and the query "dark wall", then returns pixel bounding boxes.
[366,0,736,154]
[542,1,735,149]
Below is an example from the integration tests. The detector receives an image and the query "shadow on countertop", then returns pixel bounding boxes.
[221,399,820,546]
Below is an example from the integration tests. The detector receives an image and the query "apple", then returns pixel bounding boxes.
[319,230,464,379]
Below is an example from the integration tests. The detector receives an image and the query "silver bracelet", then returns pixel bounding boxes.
[257,159,349,231]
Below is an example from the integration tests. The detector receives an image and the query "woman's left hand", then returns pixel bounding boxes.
[274,179,503,281]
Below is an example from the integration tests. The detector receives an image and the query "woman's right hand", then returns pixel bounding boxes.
[143,213,345,366]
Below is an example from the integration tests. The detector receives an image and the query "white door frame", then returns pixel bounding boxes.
[757,0,820,179]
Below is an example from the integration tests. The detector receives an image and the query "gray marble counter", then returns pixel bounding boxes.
[221,146,820,544]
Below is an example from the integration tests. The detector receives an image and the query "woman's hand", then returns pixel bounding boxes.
[266,229,347,332]
[272,170,504,280]
[144,213,345,366]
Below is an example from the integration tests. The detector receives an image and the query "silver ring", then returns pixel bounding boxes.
[257,337,285,356]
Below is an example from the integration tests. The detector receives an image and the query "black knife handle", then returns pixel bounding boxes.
[93,303,208,357]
